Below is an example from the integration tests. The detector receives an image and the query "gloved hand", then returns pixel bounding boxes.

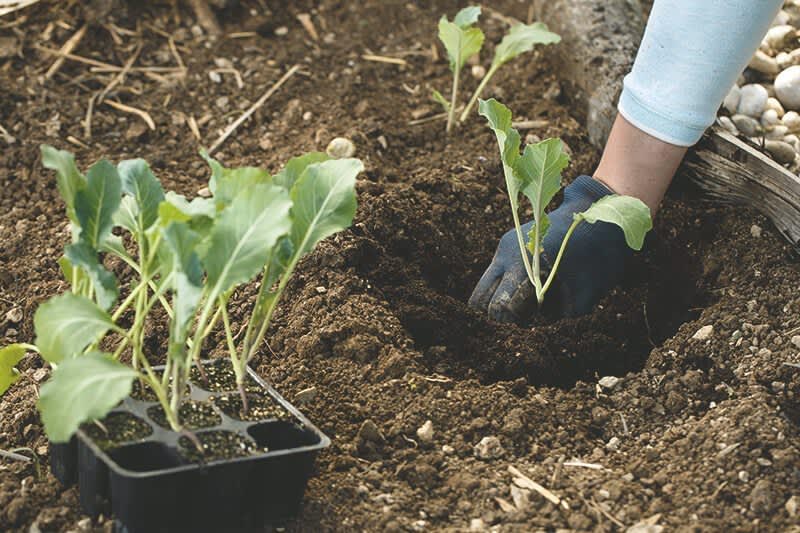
[469,175,639,322]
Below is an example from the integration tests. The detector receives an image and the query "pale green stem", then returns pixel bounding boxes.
[460,63,499,122]
[510,202,537,288]
[539,219,582,301]
[446,64,460,134]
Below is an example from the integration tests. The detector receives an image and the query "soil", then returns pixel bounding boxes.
[0,1,799,532]
[212,393,288,422]
[147,400,221,430]
[178,430,260,463]
[190,358,262,393]
[81,413,153,451]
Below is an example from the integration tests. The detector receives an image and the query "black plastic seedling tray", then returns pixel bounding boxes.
[50,360,330,533]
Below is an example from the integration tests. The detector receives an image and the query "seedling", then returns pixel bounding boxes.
[436,6,484,133]
[479,99,652,304]
[434,6,560,132]
[0,145,361,445]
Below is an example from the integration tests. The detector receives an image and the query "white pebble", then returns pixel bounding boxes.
[762,108,781,127]
[416,420,434,444]
[751,224,763,238]
[785,110,800,130]
[766,140,797,164]
[767,97,785,117]
[775,66,800,110]
[474,436,504,460]
[766,125,789,139]
[784,134,800,151]
[718,116,738,134]
[692,325,714,341]
[723,85,740,114]
[605,437,621,451]
[274,26,288,36]
[773,10,790,27]
[325,137,356,159]
[765,25,795,49]
[737,84,769,117]
[598,376,621,390]
[778,51,795,70]
[732,114,761,137]
[749,50,779,75]
[471,65,486,79]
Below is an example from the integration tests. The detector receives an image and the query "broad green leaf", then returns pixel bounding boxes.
[64,242,119,311]
[41,145,86,223]
[274,152,329,190]
[75,160,122,249]
[38,352,137,443]
[34,293,117,364]
[114,195,138,234]
[453,6,481,28]
[162,222,203,361]
[575,195,653,250]
[492,22,560,68]
[517,138,569,244]
[0,344,27,396]
[431,89,450,111]
[200,150,271,207]
[290,158,362,257]
[202,184,292,299]
[161,192,216,222]
[438,18,484,73]
[479,99,523,200]
[100,234,134,266]
[118,159,165,232]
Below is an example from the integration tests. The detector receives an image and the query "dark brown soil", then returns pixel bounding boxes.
[212,393,288,422]
[81,412,153,451]
[1,1,799,532]
[189,358,261,393]
[147,400,221,430]
[178,430,260,463]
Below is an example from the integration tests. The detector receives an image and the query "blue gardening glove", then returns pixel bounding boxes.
[469,175,636,322]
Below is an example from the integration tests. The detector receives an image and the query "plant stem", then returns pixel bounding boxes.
[509,203,537,288]
[540,219,582,300]
[460,63,498,122]
[446,64,460,134]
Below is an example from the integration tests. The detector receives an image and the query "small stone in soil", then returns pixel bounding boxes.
[692,325,714,341]
[474,436,504,460]
[147,400,221,430]
[416,420,434,444]
[83,412,153,450]
[178,430,261,463]
[598,376,621,390]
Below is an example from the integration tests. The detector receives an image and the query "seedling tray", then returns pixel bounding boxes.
[49,359,330,533]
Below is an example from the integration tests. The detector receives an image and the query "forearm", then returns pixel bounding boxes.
[597,0,783,214]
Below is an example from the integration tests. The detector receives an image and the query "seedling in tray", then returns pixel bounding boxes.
[479,98,653,305]
[434,6,560,133]
[0,145,362,449]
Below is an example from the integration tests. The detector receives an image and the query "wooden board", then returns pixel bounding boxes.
[682,127,800,251]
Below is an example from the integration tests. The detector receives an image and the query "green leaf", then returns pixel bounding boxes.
[114,195,138,233]
[274,152,329,190]
[118,159,165,233]
[479,99,523,200]
[162,222,203,361]
[200,150,271,207]
[290,158,362,257]
[492,22,560,68]
[431,89,451,111]
[575,195,653,250]
[64,242,119,311]
[34,293,117,364]
[41,145,86,224]
[75,160,122,249]
[58,255,74,284]
[38,352,137,443]
[0,344,27,396]
[516,138,570,242]
[100,234,134,265]
[453,6,481,28]
[438,17,484,73]
[161,192,216,222]
[202,184,292,299]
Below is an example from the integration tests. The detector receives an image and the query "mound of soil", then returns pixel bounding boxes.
[1,1,799,531]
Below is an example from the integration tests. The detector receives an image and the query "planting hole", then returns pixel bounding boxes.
[189,360,262,393]
[247,420,321,451]
[108,442,183,473]
[82,412,153,451]
[147,400,221,430]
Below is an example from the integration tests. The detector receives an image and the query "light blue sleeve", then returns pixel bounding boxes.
[619,0,784,146]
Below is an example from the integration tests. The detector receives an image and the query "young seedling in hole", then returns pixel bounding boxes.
[0,144,363,445]
[459,22,560,122]
[479,99,652,305]
[436,6,484,133]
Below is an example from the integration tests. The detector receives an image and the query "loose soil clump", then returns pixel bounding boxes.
[0,1,799,531]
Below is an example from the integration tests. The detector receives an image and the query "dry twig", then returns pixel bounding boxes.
[508,465,567,508]
[0,0,40,17]
[296,13,319,41]
[188,0,221,36]
[207,64,301,155]
[45,23,87,79]
[99,42,142,102]
[105,100,156,130]
[362,54,407,66]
